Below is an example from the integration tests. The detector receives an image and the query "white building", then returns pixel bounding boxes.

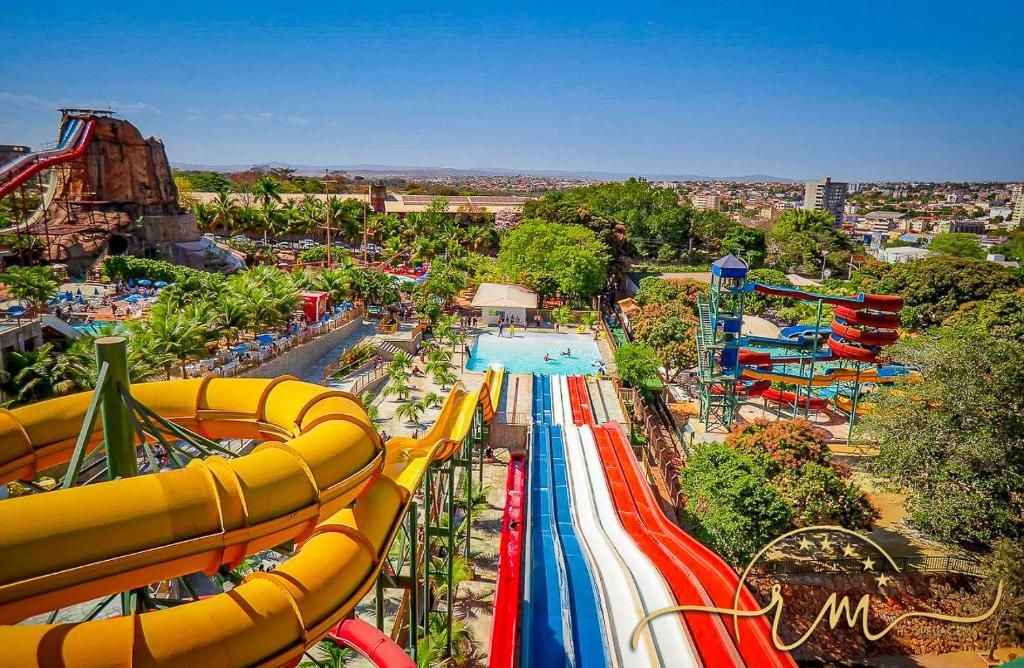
[693,193,721,211]
[877,246,931,263]
[470,283,538,326]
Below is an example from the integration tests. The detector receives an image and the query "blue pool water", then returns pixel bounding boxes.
[467,332,603,375]
[72,320,120,335]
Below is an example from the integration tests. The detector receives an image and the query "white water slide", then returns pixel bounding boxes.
[550,375,701,668]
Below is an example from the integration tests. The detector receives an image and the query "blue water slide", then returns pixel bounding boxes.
[523,375,573,666]
[548,414,610,667]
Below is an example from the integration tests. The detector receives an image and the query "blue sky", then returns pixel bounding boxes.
[2,1,1020,181]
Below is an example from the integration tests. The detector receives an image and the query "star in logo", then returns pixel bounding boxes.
[876,574,891,588]
[862,557,876,571]
[842,545,859,558]
[798,537,814,551]
[819,536,835,552]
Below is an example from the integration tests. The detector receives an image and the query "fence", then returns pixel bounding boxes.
[754,554,984,578]
[349,365,388,397]
[493,411,533,426]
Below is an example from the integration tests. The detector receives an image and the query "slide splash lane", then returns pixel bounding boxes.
[487,453,526,668]
[0,369,502,666]
[573,375,796,668]
[554,376,697,667]
[523,374,611,668]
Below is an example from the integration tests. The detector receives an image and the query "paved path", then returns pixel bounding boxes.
[295,321,378,383]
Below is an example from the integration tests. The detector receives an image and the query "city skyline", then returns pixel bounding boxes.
[1,1,1021,182]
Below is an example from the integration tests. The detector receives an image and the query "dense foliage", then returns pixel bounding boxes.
[681,419,876,565]
[767,209,851,276]
[629,277,703,376]
[612,343,662,388]
[928,232,985,259]
[496,219,609,300]
[862,328,1024,544]
[679,443,794,565]
[866,255,1023,329]
[522,178,760,263]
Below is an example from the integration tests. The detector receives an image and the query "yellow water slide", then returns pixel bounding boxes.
[741,366,903,387]
[0,367,503,667]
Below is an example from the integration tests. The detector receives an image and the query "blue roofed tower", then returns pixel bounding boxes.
[696,254,749,431]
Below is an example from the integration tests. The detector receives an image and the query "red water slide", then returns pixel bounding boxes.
[833,306,902,328]
[487,453,526,668]
[592,422,796,668]
[280,619,414,668]
[568,376,793,667]
[829,320,900,346]
[761,387,828,410]
[0,119,96,200]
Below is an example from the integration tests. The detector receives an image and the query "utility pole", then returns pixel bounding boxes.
[321,171,337,269]
[362,184,370,265]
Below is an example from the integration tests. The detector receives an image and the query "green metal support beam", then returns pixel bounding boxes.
[95,337,136,479]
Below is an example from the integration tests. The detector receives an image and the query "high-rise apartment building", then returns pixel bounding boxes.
[802,177,848,225]
[1011,185,1024,229]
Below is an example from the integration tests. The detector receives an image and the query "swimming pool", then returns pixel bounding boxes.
[467,332,604,375]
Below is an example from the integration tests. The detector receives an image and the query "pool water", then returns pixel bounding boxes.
[467,332,604,375]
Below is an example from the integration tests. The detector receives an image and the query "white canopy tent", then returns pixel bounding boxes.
[470,283,538,325]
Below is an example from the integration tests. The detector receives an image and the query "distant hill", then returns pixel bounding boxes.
[170,161,799,183]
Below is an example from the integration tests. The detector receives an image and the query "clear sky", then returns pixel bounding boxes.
[2,1,1020,181]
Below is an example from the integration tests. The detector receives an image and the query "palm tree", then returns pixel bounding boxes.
[394,398,426,425]
[142,301,213,379]
[211,295,249,343]
[359,391,380,423]
[390,350,414,374]
[6,343,87,404]
[431,367,458,391]
[252,176,282,245]
[423,391,444,409]
[315,269,352,306]
[192,202,215,231]
[1,265,59,315]
[298,195,324,237]
[416,612,476,668]
[298,640,356,668]
[210,188,238,233]
[382,377,412,402]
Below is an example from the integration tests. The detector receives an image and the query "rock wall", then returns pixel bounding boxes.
[67,116,183,213]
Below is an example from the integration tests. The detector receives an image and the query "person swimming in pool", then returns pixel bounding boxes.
[544,353,553,362]
[560,348,571,356]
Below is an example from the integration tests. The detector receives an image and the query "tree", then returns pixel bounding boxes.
[744,269,792,315]
[613,343,662,388]
[679,442,794,565]
[768,209,850,275]
[142,301,213,379]
[726,419,876,530]
[252,176,282,244]
[395,398,426,425]
[983,540,1024,657]
[209,188,238,232]
[630,302,698,376]
[634,277,704,308]
[1,265,59,315]
[991,231,1024,262]
[868,255,1023,329]
[382,377,412,402]
[862,328,1024,544]
[944,289,1024,343]
[929,232,985,259]
[497,219,609,301]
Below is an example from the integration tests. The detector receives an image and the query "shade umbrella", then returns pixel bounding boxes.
[124,294,142,303]
[138,279,152,287]
[154,281,168,288]
[256,334,274,345]
[7,306,26,317]
[231,344,249,353]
